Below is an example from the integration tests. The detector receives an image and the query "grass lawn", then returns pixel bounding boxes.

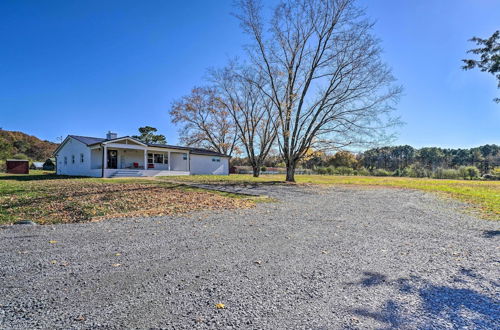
[162,174,500,220]
[0,171,256,225]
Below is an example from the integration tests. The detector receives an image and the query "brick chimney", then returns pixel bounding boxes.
[106,131,117,140]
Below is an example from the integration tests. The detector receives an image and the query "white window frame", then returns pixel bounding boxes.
[148,153,166,164]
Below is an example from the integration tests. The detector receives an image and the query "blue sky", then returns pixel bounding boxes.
[0,0,498,148]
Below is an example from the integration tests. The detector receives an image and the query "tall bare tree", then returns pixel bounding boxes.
[210,65,278,177]
[235,0,402,181]
[170,87,239,156]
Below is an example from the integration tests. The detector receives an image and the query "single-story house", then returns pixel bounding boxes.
[53,132,230,178]
[30,162,45,170]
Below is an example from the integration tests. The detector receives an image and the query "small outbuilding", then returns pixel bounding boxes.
[30,162,44,170]
[6,159,29,174]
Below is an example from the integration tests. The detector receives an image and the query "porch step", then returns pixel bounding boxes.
[110,170,143,178]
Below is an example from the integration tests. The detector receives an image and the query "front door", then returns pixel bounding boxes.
[107,149,118,169]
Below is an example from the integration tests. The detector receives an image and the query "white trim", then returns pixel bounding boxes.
[52,136,73,155]
[105,143,147,150]
[102,137,147,146]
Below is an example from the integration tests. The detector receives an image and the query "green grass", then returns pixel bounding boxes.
[162,174,500,220]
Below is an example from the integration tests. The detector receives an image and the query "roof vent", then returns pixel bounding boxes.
[106,131,117,140]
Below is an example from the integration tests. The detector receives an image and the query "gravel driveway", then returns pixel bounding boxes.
[1,185,499,329]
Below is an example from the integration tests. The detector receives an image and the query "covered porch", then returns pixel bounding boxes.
[90,137,190,177]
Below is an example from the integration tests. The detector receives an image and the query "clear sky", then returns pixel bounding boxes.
[0,0,498,148]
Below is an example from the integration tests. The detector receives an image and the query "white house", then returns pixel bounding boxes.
[53,132,230,178]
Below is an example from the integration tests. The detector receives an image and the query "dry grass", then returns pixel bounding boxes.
[0,173,255,224]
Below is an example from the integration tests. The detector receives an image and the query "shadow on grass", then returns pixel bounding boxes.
[0,174,82,181]
[350,268,499,328]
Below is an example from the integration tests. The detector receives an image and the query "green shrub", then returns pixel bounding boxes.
[392,168,404,177]
[356,167,370,176]
[433,168,461,180]
[372,169,392,176]
[459,166,480,180]
[326,166,335,175]
[316,167,327,175]
[336,166,354,175]
[12,153,28,160]
[261,166,267,172]
[407,164,430,178]
[401,167,411,177]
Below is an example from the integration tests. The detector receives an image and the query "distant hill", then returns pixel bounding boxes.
[0,130,58,161]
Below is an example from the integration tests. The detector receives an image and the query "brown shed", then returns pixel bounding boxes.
[6,159,29,174]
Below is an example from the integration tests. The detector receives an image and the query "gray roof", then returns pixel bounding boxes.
[69,135,106,145]
[68,135,229,157]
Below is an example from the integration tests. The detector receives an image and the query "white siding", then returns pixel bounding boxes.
[189,154,229,175]
[119,149,145,169]
[91,148,102,169]
[170,152,188,171]
[55,137,99,177]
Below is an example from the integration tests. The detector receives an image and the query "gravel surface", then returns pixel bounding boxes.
[1,184,499,329]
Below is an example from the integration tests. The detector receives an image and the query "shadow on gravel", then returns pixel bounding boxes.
[352,269,499,328]
[482,230,500,238]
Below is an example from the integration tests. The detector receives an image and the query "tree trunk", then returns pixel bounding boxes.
[285,162,296,182]
[252,165,261,177]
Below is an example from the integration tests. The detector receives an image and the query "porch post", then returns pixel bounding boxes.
[168,151,171,171]
[103,145,108,169]
[144,149,147,170]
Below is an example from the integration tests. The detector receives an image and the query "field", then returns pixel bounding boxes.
[163,174,500,220]
[0,171,256,225]
[1,172,498,224]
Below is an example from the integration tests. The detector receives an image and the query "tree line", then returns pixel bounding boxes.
[0,130,58,162]
[231,144,500,180]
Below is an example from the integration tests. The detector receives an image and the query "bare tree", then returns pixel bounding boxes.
[235,0,402,181]
[170,87,239,156]
[210,64,278,177]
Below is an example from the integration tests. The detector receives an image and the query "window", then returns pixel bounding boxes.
[148,153,166,164]
[154,154,164,164]
[64,156,67,165]
[71,155,75,164]
[183,154,187,160]
[212,157,220,162]
[80,153,84,163]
